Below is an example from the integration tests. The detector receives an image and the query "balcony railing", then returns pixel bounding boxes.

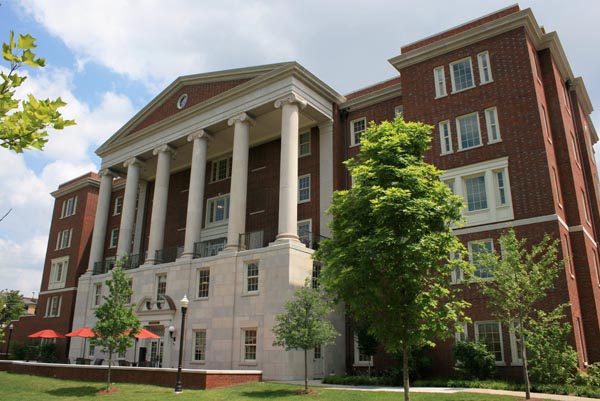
[155,246,183,265]
[299,233,329,250]
[92,260,109,275]
[123,254,142,270]
[193,238,227,259]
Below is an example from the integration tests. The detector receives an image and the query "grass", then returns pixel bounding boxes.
[0,371,538,401]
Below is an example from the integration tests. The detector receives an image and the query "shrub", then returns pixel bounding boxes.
[10,342,39,361]
[453,341,495,380]
[38,342,58,363]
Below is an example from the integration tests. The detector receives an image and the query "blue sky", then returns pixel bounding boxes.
[1,0,599,297]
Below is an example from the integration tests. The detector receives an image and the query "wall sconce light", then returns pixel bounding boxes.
[168,325,176,343]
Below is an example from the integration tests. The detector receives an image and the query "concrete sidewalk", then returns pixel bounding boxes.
[273,380,598,401]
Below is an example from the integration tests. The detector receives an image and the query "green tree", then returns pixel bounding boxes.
[316,117,471,401]
[2,31,75,152]
[476,229,563,399]
[1,290,26,342]
[272,281,339,393]
[92,262,140,390]
[355,320,378,376]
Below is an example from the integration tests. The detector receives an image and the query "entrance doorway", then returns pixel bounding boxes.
[145,326,165,367]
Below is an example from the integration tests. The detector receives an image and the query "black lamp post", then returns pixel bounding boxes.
[6,323,13,360]
[174,294,189,394]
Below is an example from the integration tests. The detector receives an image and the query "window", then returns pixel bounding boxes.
[450,58,475,93]
[576,318,587,363]
[297,219,312,247]
[298,174,310,203]
[455,322,468,344]
[469,239,494,279]
[571,131,581,167]
[495,170,507,206]
[350,118,366,146]
[509,321,523,365]
[475,321,504,363]
[244,262,259,294]
[49,256,68,290]
[312,262,321,289]
[449,251,463,284]
[444,179,455,194]
[89,345,95,357]
[353,335,372,366]
[485,107,501,143]
[197,269,210,299]
[45,296,61,317]
[465,175,487,211]
[126,278,133,305]
[439,120,452,154]
[541,105,551,143]
[243,329,257,362]
[155,274,167,300]
[56,228,73,250]
[210,157,232,182]
[93,283,102,307]
[113,196,123,215]
[206,194,230,226]
[299,132,311,157]
[593,250,600,287]
[552,167,562,206]
[581,190,590,224]
[314,345,322,359]
[194,331,207,362]
[61,196,77,218]
[477,51,493,84]
[395,105,404,117]
[109,228,119,248]
[564,234,574,278]
[456,113,481,150]
[433,66,447,98]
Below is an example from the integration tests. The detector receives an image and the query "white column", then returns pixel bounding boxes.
[319,121,334,239]
[181,130,212,259]
[132,179,148,255]
[87,169,115,271]
[274,93,307,242]
[117,157,144,257]
[146,144,176,264]
[224,113,254,251]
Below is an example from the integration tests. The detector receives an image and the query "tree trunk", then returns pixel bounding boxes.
[304,348,308,392]
[521,333,531,400]
[107,349,112,391]
[403,346,410,401]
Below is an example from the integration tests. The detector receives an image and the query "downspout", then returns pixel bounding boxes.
[340,108,350,189]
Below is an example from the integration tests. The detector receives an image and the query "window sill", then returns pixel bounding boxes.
[299,153,311,158]
[242,292,259,297]
[209,178,231,184]
[240,361,258,366]
[479,80,494,86]
[434,94,448,100]
[349,143,360,148]
[487,139,502,145]
[457,143,483,152]
[450,85,476,95]
[494,362,506,367]
[298,199,311,204]
[194,297,209,302]
[464,207,490,215]
[440,151,454,156]
[190,361,206,365]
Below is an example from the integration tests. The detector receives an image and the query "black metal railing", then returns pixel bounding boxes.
[155,246,183,264]
[299,232,329,250]
[123,254,142,270]
[193,238,227,258]
[239,230,267,250]
[92,260,109,275]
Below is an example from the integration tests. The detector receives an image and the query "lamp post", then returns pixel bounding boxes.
[174,294,189,394]
[6,323,13,360]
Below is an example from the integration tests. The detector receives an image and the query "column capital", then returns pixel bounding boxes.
[98,168,117,178]
[153,144,177,157]
[123,157,145,169]
[227,112,255,127]
[318,120,333,132]
[274,93,307,110]
[187,129,213,143]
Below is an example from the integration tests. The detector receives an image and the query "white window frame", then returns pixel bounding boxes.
[464,174,488,212]
[88,344,95,357]
[509,321,523,366]
[582,189,590,225]
[197,268,210,299]
[93,283,102,307]
[353,335,373,366]
[450,57,475,93]
[485,107,501,143]
[350,117,366,147]
[456,112,482,150]
[155,273,167,301]
[394,105,404,117]
[298,174,311,203]
[109,228,119,249]
[113,196,123,215]
[454,322,468,344]
[433,66,447,98]
[244,262,259,295]
[494,169,508,207]
[477,51,493,84]
[205,194,230,226]
[242,328,257,362]
[56,228,73,250]
[299,131,311,157]
[48,256,69,290]
[61,196,77,218]
[210,156,232,183]
[45,295,62,317]
[297,219,312,248]
[439,120,453,155]
[469,239,494,279]
[193,330,207,362]
[474,321,505,365]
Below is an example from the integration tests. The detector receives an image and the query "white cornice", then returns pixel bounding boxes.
[340,83,402,111]
[51,177,100,198]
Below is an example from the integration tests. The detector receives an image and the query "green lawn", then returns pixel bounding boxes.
[0,372,530,401]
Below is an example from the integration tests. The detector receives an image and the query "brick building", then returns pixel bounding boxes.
[5,5,599,379]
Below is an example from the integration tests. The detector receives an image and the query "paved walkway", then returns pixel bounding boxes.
[273,380,598,401]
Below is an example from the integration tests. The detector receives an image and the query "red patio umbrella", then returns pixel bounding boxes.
[65,327,96,358]
[28,329,65,339]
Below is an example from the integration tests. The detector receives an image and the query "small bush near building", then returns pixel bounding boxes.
[9,341,58,362]
[453,341,495,380]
